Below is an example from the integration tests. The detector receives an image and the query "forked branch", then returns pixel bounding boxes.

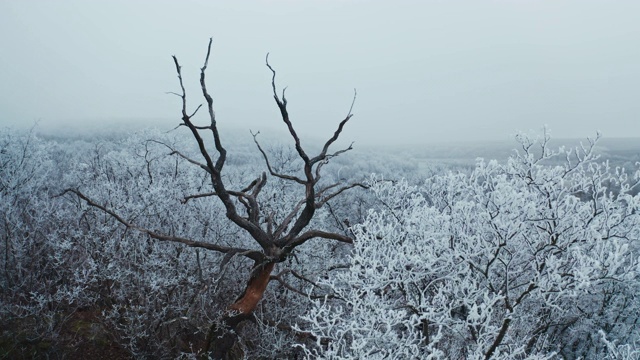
[251,131,305,184]
[312,89,357,164]
[266,53,309,163]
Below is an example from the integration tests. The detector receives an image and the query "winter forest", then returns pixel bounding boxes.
[2,43,640,359]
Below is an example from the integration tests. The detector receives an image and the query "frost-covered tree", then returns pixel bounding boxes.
[1,128,215,357]
[1,127,61,342]
[300,131,640,359]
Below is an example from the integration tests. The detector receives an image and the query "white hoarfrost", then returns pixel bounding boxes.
[299,132,640,359]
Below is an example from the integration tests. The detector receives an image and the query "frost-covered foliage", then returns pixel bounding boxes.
[1,128,234,357]
[0,127,368,358]
[3,127,639,359]
[1,127,64,341]
[300,132,640,359]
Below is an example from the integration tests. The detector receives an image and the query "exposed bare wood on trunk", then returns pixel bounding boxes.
[229,262,275,314]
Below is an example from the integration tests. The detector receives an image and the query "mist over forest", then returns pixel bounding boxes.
[3,1,640,358]
[2,120,639,359]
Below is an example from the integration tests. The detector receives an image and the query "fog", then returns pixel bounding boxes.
[1,0,639,146]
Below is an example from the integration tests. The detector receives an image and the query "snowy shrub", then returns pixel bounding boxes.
[300,131,640,359]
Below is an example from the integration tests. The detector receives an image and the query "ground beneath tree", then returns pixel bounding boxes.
[0,309,132,360]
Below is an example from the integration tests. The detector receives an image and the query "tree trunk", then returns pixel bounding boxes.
[229,262,275,314]
[202,262,275,359]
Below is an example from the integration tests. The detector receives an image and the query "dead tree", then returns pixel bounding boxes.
[64,38,361,358]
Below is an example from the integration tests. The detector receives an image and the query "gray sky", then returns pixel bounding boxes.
[1,0,639,145]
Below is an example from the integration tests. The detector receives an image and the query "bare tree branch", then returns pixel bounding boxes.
[265,53,310,163]
[270,269,332,300]
[273,197,307,240]
[311,89,356,165]
[188,103,203,119]
[60,189,264,262]
[316,183,368,208]
[262,55,357,248]
[173,38,272,250]
[279,229,353,250]
[251,131,305,184]
[182,191,218,204]
[147,139,211,174]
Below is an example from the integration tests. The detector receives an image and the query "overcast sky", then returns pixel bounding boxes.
[1,0,639,145]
